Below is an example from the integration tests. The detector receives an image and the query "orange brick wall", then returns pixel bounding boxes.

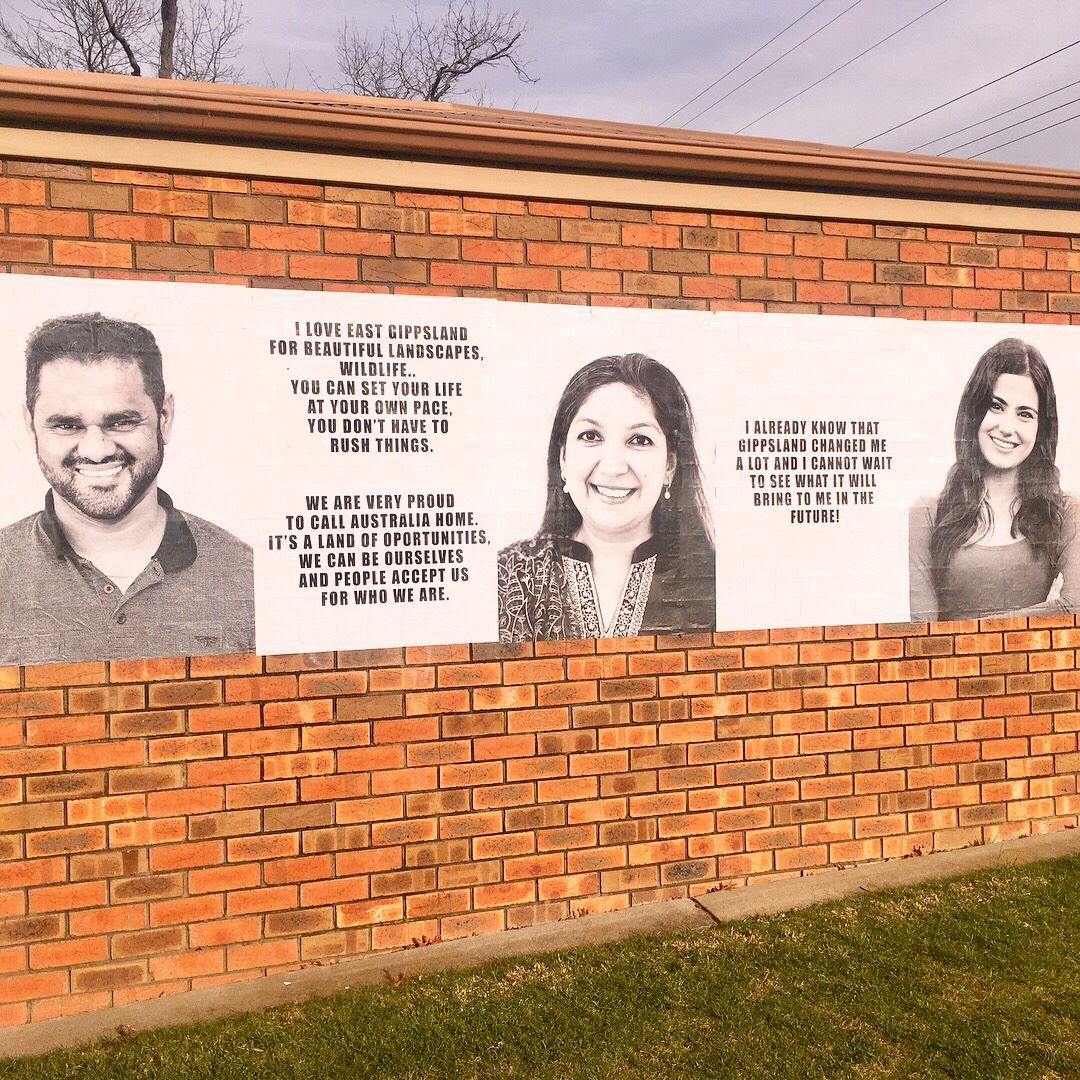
[2,154,1080,1027]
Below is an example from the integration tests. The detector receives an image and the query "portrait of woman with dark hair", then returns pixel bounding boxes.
[909,337,1080,621]
[498,353,716,641]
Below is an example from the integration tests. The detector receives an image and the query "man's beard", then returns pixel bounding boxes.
[40,438,164,522]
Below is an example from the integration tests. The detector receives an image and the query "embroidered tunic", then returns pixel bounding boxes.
[497,534,714,642]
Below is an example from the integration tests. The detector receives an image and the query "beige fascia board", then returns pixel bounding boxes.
[4,124,1080,235]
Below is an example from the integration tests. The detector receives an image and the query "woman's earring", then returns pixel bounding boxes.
[663,483,671,500]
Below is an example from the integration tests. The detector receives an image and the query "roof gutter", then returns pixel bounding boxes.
[1,67,1079,209]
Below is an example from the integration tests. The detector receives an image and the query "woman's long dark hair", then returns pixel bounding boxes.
[931,337,1064,591]
[538,353,714,559]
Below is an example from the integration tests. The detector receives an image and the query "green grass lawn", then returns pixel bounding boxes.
[10,853,1080,1080]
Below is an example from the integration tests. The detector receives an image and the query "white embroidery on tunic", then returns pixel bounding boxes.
[563,554,656,638]
[617,557,655,636]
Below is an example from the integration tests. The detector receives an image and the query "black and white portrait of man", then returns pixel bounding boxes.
[0,311,255,664]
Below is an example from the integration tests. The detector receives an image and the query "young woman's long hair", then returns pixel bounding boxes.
[931,338,1064,592]
[538,353,714,560]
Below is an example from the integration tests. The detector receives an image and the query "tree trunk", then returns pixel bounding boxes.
[159,0,177,78]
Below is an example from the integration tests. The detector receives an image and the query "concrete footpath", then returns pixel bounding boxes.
[6,827,1079,1060]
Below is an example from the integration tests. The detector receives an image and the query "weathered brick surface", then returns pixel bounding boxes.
[1,152,1079,1026]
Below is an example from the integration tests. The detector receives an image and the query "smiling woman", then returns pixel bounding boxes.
[498,353,715,642]
[909,337,1080,621]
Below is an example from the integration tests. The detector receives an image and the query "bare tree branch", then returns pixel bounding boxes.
[99,0,140,74]
[336,0,533,102]
[0,0,244,81]
[170,0,244,82]
[0,0,154,73]
[259,51,295,90]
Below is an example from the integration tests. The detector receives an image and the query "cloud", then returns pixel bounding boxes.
[243,0,1080,166]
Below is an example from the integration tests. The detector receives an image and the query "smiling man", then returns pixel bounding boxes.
[0,312,255,665]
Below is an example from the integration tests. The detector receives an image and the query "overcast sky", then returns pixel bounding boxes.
[6,0,1080,169]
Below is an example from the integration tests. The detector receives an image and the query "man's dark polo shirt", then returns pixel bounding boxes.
[0,490,255,665]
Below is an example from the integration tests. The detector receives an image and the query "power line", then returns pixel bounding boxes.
[735,0,952,135]
[658,0,830,126]
[677,0,866,130]
[936,91,1080,157]
[908,76,1080,152]
[971,107,1080,158]
[855,36,1080,147]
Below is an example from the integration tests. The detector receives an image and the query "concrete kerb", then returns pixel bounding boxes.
[5,827,1079,1061]
[693,827,1080,922]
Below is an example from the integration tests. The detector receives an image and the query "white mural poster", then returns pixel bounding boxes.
[716,314,1080,631]
[0,275,258,665]
[248,290,499,654]
[487,302,726,643]
[0,271,1076,664]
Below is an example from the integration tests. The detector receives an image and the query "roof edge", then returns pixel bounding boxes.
[2,67,1080,209]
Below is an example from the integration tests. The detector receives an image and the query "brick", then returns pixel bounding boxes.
[110,927,184,960]
[224,780,295,810]
[227,224,313,253]
[110,710,185,738]
[282,199,354,227]
[104,661,179,688]
[25,709,106,743]
[459,237,522,263]
[184,655,259,681]
[24,773,103,806]
[292,254,358,280]
[213,250,287,276]
[353,204,423,233]
[428,211,493,236]
[144,680,223,709]
[320,229,392,256]
[619,224,679,248]
[264,653,335,675]
[681,225,737,249]
[740,279,793,301]
[496,214,558,241]
[8,207,90,237]
[496,266,558,290]
[0,236,49,262]
[167,174,244,194]
[210,193,283,221]
[430,261,493,287]
[362,257,426,283]
[89,213,174,246]
[52,240,132,268]
[0,177,57,210]
[172,219,247,246]
[768,217,821,234]
[24,816,103,859]
[66,791,147,825]
[47,180,127,210]
[0,914,63,946]
[143,734,221,763]
[83,168,162,188]
[521,241,583,266]
[224,938,298,971]
[224,675,297,703]
[625,272,680,296]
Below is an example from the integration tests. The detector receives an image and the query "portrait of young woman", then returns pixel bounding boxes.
[909,337,1080,621]
[498,352,716,642]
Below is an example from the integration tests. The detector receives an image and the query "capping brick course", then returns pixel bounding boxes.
[0,154,1079,1027]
